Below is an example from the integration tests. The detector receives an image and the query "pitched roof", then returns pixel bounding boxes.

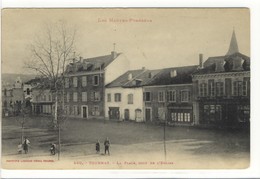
[194,52,250,75]
[145,65,198,86]
[106,68,160,88]
[106,65,198,88]
[65,52,121,74]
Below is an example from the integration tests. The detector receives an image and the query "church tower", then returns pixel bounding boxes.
[226,29,239,55]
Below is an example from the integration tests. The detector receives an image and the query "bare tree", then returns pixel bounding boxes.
[25,20,77,160]
[25,20,76,123]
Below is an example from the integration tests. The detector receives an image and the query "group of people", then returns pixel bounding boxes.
[17,137,30,154]
[96,137,110,155]
[18,137,57,155]
[18,137,110,156]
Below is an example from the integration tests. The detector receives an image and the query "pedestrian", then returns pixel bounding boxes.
[104,137,110,155]
[50,143,56,155]
[17,143,23,154]
[23,137,30,154]
[96,140,100,154]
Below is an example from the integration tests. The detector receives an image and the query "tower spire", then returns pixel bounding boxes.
[226,29,239,55]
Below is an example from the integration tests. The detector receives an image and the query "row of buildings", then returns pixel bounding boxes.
[2,30,250,127]
[2,77,33,116]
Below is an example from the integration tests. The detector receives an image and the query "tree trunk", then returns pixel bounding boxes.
[54,92,58,126]
[163,120,167,161]
[58,123,61,160]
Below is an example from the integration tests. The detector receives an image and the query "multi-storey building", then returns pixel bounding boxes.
[2,77,24,116]
[143,66,198,125]
[63,51,129,119]
[192,30,250,127]
[31,86,54,115]
[105,68,161,122]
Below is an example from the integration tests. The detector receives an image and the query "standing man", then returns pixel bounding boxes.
[104,137,110,155]
[23,137,30,154]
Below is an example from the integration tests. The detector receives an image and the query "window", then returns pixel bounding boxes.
[26,88,30,95]
[184,113,191,122]
[65,78,70,88]
[94,92,100,101]
[181,90,190,102]
[237,105,250,122]
[209,81,215,97]
[171,113,177,121]
[3,100,7,108]
[143,92,151,102]
[82,92,87,102]
[73,92,78,102]
[158,108,165,120]
[115,93,121,102]
[168,90,176,102]
[93,106,100,116]
[216,82,224,96]
[128,94,134,104]
[82,76,87,87]
[199,83,207,97]
[66,93,70,102]
[242,81,247,96]
[43,95,46,101]
[73,77,78,87]
[233,81,243,96]
[158,91,165,102]
[73,105,80,116]
[4,89,7,96]
[48,94,52,101]
[93,75,99,86]
[107,93,111,102]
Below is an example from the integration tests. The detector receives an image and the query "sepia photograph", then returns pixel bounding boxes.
[1,8,250,170]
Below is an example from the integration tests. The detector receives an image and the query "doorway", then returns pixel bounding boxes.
[124,109,130,121]
[82,105,88,119]
[145,108,152,122]
[109,107,120,120]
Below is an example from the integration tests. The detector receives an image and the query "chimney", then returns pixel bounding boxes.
[111,43,117,59]
[199,53,203,68]
[142,67,145,70]
[111,51,117,59]
[72,58,76,64]
[79,56,83,62]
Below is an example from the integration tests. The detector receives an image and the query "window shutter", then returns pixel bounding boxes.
[143,92,145,101]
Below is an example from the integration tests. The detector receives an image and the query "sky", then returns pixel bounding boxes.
[1,8,250,74]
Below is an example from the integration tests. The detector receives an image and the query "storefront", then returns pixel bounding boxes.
[167,104,193,125]
[198,98,250,127]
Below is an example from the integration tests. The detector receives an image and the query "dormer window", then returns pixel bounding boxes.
[232,57,244,71]
[215,61,226,72]
[170,70,177,78]
[128,73,132,80]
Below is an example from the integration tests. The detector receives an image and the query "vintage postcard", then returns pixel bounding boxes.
[1,8,250,170]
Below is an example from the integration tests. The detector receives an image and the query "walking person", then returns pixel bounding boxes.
[23,137,30,154]
[96,140,100,154]
[104,137,110,155]
[50,143,56,155]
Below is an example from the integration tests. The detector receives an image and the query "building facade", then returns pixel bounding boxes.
[63,51,129,119]
[31,88,54,115]
[192,30,250,127]
[105,69,157,122]
[143,66,198,125]
[2,77,24,116]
